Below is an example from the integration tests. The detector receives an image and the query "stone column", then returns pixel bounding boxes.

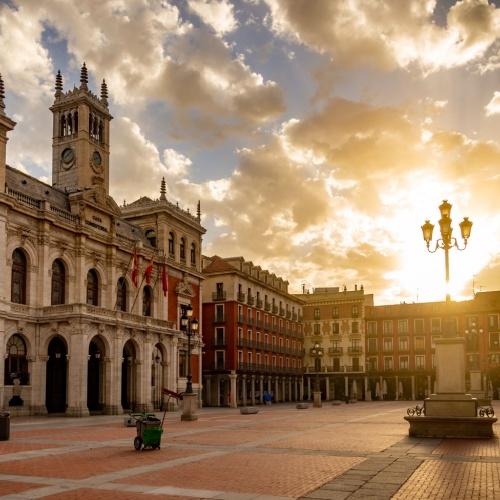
[103,356,118,414]
[66,331,90,417]
[411,375,416,400]
[281,377,285,402]
[395,375,399,401]
[274,377,279,403]
[230,371,237,408]
[325,377,330,401]
[344,376,349,399]
[299,377,304,401]
[242,374,247,406]
[31,355,48,415]
[112,334,123,413]
[259,375,264,404]
[141,334,153,412]
[307,377,311,400]
[251,375,256,406]
[205,375,212,407]
[364,377,371,401]
[288,377,292,402]
[427,375,431,397]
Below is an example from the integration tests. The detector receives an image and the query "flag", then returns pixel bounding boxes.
[131,248,139,287]
[161,263,168,297]
[144,254,154,285]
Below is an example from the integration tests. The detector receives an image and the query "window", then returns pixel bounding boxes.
[238,328,243,343]
[11,249,27,304]
[352,357,360,371]
[398,319,408,334]
[272,335,276,346]
[4,334,28,385]
[414,319,424,334]
[247,352,252,364]
[168,232,175,256]
[51,259,65,305]
[383,320,393,335]
[86,269,99,306]
[314,308,320,320]
[333,357,340,371]
[116,277,127,311]
[352,321,359,334]
[384,357,393,371]
[351,338,361,350]
[215,351,225,369]
[489,315,499,331]
[178,350,187,377]
[238,350,243,368]
[332,306,339,318]
[142,286,152,316]
[215,282,224,299]
[383,337,393,352]
[367,321,377,335]
[215,304,224,322]
[415,355,425,370]
[332,322,340,334]
[352,305,359,317]
[264,354,269,366]
[399,356,409,370]
[190,243,196,266]
[145,229,156,247]
[313,323,321,335]
[431,318,441,333]
[180,237,186,260]
[256,353,261,365]
[368,337,377,353]
[399,337,409,352]
[415,336,425,351]
[368,357,377,371]
[215,327,224,346]
[272,355,276,367]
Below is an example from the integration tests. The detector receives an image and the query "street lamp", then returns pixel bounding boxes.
[311,342,323,392]
[180,304,199,394]
[421,200,472,302]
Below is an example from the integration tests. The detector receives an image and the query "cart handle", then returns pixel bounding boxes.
[162,388,183,400]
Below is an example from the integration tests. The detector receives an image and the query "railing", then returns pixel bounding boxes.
[272,306,278,314]
[212,291,226,301]
[237,314,244,323]
[256,320,263,328]
[256,299,263,309]
[214,339,226,347]
[286,311,291,319]
[247,316,254,325]
[328,347,343,355]
[279,308,285,317]
[214,315,225,323]
[7,188,42,209]
[292,313,298,321]
[51,206,79,224]
[348,347,363,354]
[264,322,270,331]
[237,292,246,303]
[264,302,271,311]
[247,295,255,306]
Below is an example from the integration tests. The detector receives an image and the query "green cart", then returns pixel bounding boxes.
[130,412,163,450]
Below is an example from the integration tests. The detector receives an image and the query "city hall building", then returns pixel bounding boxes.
[0,66,205,416]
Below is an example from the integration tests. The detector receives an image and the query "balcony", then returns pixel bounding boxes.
[237,292,246,303]
[247,316,254,326]
[292,313,298,321]
[286,310,291,319]
[272,306,278,314]
[415,347,426,354]
[279,308,285,317]
[256,319,263,329]
[214,339,226,347]
[348,346,363,355]
[328,347,343,355]
[237,314,244,324]
[264,302,271,312]
[256,299,263,309]
[213,315,225,323]
[490,342,500,351]
[264,322,270,331]
[345,365,362,372]
[212,291,226,301]
[271,323,278,332]
[247,295,255,306]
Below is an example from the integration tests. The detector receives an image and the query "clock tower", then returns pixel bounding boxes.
[50,63,112,194]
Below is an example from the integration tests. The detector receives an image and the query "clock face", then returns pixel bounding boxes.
[62,148,74,163]
[92,151,102,166]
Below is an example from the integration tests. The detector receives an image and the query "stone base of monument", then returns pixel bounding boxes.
[405,393,497,438]
[240,406,259,414]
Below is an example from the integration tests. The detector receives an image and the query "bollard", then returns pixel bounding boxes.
[0,411,10,441]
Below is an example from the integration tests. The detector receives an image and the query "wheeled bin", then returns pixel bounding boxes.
[131,413,162,450]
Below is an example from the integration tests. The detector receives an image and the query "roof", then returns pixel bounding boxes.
[203,255,236,274]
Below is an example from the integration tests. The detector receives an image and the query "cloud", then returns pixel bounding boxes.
[188,0,238,36]
[263,0,500,74]
[485,91,500,116]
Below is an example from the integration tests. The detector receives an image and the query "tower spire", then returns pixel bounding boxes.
[80,62,88,90]
[55,70,63,97]
[160,177,166,200]
[100,78,108,106]
[197,200,201,221]
[0,73,5,115]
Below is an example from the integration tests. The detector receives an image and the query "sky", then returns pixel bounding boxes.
[1,0,500,305]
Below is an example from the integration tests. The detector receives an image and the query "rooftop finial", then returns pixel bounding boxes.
[0,73,5,114]
[80,62,88,90]
[100,78,108,106]
[197,200,201,221]
[160,177,166,200]
[55,70,63,96]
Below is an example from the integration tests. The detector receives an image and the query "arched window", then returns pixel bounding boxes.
[180,237,186,261]
[143,286,152,317]
[116,277,127,312]
[190,243,196,266]
[145,229,156,248]
[11,249,27,304]
[51,259,66,305]
[168,232,175,257]
[4,334,28,385]
[73,110,78,134]
[86,269,99,306]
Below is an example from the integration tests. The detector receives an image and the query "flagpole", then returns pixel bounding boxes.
[113,241,138,311]
[130,248,159,313]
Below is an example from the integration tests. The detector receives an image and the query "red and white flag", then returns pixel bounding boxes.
[144,254,154,285]
[131,248,139,287]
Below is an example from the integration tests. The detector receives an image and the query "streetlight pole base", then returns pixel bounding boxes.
[313,391,322,408]
[181,392,198,421]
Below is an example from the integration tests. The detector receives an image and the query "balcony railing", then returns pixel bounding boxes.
[264,322,270,331]
[256,299,263,309]
[212,291,226,301]
[214,315,225,323]
[264,302,271,312]
[247,295,255,306]
[279,308,285,317]
[214,339,226,347]
[348,347,363,354]
[237,314,244,324]
[328,347,343,355]
[247,316,254,325]
[292,313,298,321]
[256,319,263,329]
[272,306,278,314]
[237,292,246,303]
[286,311,291,319]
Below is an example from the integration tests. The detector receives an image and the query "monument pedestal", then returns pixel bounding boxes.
[181,393,198,421]
[405,336,496,438]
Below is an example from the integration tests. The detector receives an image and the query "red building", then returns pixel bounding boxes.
[201,256,305,407]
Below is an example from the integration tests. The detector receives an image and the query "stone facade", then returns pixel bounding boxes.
[0,67,205,416]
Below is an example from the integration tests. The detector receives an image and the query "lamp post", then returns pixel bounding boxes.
[180,304,199,421]
[311,342,323,407]
[421,200,472,302]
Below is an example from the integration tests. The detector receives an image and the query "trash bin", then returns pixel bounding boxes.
[0,411,10,441]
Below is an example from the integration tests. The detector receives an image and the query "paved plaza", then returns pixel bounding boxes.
[0,401,499,499]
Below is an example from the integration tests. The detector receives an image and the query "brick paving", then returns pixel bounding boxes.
[0,401,497,499]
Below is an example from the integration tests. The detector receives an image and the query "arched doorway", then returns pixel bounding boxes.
[46,336,67,413]
[151,344,165,409]
[121,340,136,411]
[87,336,105,412]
